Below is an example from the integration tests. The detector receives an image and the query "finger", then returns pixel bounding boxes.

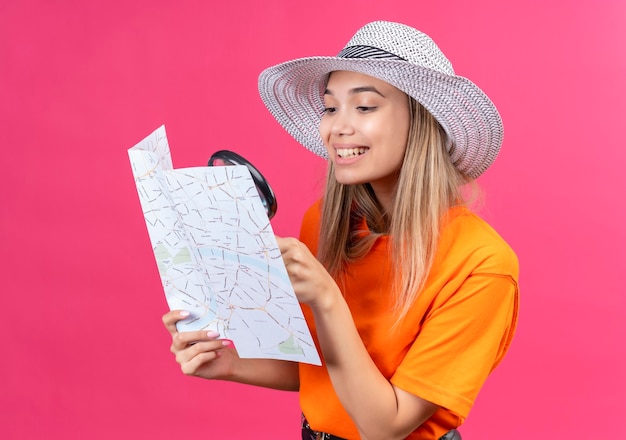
[162,310,190,334]
[171,330,221,352]
[275,235,288,253]
[175,339,234,376]
[174,338,225,364]
[275,236,300,252]
[180,350,219,376]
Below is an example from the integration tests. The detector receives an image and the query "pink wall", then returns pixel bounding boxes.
[1,0,624,438]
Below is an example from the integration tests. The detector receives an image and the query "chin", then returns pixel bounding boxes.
[334,173,368,186]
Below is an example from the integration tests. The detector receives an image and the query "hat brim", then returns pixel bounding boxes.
[258,56,503,179]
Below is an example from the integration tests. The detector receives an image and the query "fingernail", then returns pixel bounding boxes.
[206,331,220,338]
[222,339,233,347]
[179,311,190,317]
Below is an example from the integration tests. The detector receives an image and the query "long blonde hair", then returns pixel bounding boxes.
[317,97,470,322]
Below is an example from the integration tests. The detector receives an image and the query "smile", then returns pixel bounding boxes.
[336,148,368,158]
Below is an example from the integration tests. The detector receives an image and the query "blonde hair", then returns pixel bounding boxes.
[318,97,471,323]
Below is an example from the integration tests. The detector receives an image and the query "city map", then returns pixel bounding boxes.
[128,125,321,365]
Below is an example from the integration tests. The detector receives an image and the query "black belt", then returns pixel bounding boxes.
[302,416,345,440]
[301,415,461,440]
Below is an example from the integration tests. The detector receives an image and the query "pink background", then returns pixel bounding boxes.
[1,0,624,438]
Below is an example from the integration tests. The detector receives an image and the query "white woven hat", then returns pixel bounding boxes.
[258,21,503,179]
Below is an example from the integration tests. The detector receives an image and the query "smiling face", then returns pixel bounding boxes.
[319,71,411,210]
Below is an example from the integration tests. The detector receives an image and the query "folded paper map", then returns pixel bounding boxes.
[128,125,321,365]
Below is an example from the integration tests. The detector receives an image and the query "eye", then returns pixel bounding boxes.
[322,107,337,115]
[357,106,376,112]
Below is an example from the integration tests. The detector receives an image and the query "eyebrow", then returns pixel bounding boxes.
[324,86,385,97]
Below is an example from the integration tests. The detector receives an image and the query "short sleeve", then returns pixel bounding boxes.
[391,273,519,419]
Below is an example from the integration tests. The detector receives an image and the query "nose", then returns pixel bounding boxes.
[330,110,355,136]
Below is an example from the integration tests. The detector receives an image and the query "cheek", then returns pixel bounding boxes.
[390,111,410,153]
[374,118,409,158]
[382,132,409,171]
[392,127,409,152]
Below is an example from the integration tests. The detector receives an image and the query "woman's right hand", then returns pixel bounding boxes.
[162,310,240,380]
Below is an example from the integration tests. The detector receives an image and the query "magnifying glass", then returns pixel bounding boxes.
[208,150,278,220]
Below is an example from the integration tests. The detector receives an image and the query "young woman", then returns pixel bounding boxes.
[162,21,519,440]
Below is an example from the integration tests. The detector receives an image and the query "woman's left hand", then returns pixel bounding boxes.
[275,236,340,309]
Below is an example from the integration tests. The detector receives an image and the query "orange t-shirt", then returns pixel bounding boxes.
[298,201,519,440]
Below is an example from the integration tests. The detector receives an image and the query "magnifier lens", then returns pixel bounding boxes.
[208,150,277,219]
[210,158,230,167]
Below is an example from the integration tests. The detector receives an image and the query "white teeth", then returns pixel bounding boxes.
[336,148,367,158]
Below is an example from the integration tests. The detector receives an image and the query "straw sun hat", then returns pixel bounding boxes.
[258,21,503,179]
